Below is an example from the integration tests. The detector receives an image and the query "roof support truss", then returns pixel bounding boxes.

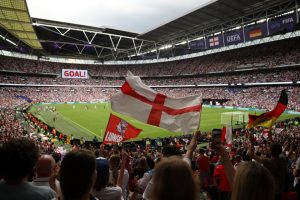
[28,0,299,61]
[34,22,155,60]
[83,31,97,44]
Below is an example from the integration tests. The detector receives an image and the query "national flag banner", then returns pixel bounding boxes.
[247,90,288,129]
[221,126,226,142]
[221,124,232,145]
[111,72,202,133]
[249,29,262,38]
[103,113,142,144]
[209,36,219,47]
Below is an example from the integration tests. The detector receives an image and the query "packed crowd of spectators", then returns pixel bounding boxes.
[0,81,300,200]
[0,85,299,111]
[1,116,300,200]
[1,68,299,86]
[1,37,300,77]
[0,104,55,155]
[0,108,25,143]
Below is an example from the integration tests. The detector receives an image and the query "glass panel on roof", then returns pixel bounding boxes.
[0,20,12,29]
[12,0,26,10]
[0,0,13,8]
[16,12,29,22]
[27,33,36,39]
[0,0,42,49]
[10,24,23,30]
[22,24,33,31]
[11,23,22,29]
[2,10,17,20]
[16,32,27,38]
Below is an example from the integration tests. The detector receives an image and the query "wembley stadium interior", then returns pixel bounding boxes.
[2,1,300,199]
[0,0,299,117]
[0,0,299,111]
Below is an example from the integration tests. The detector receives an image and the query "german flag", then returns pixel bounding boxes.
[249,29,262,38]
[247,90,288,129]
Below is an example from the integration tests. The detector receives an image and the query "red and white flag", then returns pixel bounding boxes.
[103,114,142,144]
[221,124,233,145]
[111,72,202,133]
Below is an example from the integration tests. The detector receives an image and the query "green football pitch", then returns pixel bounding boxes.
[29,103,299,141]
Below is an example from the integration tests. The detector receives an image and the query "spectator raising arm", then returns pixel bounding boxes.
[215,144,235,190]
[117,151,128,188]
[184,130,200,160]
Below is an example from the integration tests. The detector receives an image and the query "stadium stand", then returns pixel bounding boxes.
[0,86,299,111]
[1,37,300,76]
[1,0,300,199]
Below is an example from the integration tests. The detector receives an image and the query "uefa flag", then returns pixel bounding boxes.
[247,90,288,129]
[103,114,142,144]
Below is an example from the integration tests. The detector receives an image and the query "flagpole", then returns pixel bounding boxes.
[197,103,203,132]
[242,112,245,130]
[102,113,112,143]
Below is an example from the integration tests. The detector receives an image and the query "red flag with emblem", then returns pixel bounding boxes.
[103,114,142,144]
[111,72,202,133]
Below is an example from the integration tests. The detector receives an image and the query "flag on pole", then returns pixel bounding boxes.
[247,90,288,129]
[221,124,233,145]
[111,72,202,133]
[103,114,142,144]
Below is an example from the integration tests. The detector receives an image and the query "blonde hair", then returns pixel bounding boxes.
[231,161,275,200]
[151,156,199,200]
[108,154,120,186]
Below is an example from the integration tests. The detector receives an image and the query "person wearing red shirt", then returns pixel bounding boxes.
[213,162,232,200]
[196,148,210,188]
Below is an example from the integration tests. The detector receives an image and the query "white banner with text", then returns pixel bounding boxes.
[62,69,88,79]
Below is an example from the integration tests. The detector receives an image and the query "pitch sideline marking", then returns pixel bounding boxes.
[58,113,100,138]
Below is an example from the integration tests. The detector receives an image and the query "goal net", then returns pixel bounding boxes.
[221,111,249,125]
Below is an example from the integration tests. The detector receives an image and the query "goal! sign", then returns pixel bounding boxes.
[62,69,88,79]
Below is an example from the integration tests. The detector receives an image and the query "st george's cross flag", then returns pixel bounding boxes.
[111,72,202,133]
[103,114,142,144]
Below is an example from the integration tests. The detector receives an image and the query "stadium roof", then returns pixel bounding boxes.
[139,0,291,42]
[0,0,42,49]
[0,0,297,61]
